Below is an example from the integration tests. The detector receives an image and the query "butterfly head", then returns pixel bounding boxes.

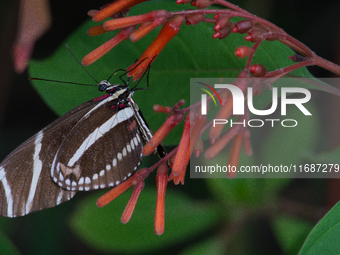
[98,80,126,93]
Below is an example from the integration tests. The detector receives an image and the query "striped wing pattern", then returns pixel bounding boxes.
[0,90,144,217]
[50,96,143,191]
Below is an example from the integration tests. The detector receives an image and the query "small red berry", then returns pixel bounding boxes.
[234,20,253,34]
[250,64,267,77]
[213,26,231,39]
[235,46,251,58]
[244,34,253,41]
[186,13,205,25]
[214,15,229,31]
[191,0,212,8]
[232,26,239,33]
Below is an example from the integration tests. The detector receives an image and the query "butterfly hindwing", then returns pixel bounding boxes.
[0,81,158,217]
[0,95,122,217]
[51,95,143,191]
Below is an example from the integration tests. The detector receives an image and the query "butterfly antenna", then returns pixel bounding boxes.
[65,44,99,84]
[29,78,97,87]
[105,58,150,87]
[132,54,157,91]
[106,68,128,86]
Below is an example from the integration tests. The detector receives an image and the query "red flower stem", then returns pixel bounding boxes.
[265,60,315,78]
[169,8,340,75]
[213,0,252,15]
[171,9,284,32]
[148,147,178,173]
[315,55,340,77]
[245,31,313,70]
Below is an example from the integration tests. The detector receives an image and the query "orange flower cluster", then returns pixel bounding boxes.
[78,0,340,236]
[82,0,270,236]
[84,1,258,235]
[95,72,255,234]
[96,99,185,235]
[82,0,187,81]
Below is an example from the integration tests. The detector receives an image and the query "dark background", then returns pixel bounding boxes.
[1,0,340,254]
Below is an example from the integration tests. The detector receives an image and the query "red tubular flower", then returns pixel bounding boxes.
[205,126,241,160]
[121,180,144,223]
[96,167,150,208]
[243,129,253,156]
[173,99,186,110]
[171,114,191,178]
[93,0,150,22]
[127,15,185,81]
[169,144,190,185]
[130,15,168,42]
[82,26,135,66]
[189,113,207,154]
[208,95,233,144]
[154,163,168,235]
[227,132,243,179]
[142,113,184,156]
[87,25,108,36]
[153,104,172,114]
[87,10,98,17]
[103,10,169,31]
[96,177,133,208]
[193,138,203,157]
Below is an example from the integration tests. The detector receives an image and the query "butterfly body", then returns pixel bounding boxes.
[0,81,155,217]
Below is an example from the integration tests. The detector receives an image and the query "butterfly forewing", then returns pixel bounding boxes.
[0,80,158,217]
[0,94,129,217]
[51,94,143,191]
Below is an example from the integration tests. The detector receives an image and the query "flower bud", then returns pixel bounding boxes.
[250,64,267,77]
[232,20,253,34]
[186,13,205,25]
[191,0,213,8]
[234,46,251,58]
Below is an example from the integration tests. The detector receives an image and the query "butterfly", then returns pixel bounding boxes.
[0,57,165,217]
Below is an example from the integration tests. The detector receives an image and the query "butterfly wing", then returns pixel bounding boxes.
[0,98,105,217]
[51,96,143,191]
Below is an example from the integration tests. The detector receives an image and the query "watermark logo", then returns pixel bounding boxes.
[197,82,222,115]
[200,84,312,116]
[196,81,312,128]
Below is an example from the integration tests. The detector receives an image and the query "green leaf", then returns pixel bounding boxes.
[27,1,334,146]
[271,215,314,255]
[179,237,225,255]
[0,231,21,255]
[299,201,340,255]
[206,175,290,208]
[261,100,319,170]
[69,187,220,253]
[304,145,340,164]
[201,150,291,207]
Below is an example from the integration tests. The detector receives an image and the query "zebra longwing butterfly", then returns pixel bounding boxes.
[0,65,164,217]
